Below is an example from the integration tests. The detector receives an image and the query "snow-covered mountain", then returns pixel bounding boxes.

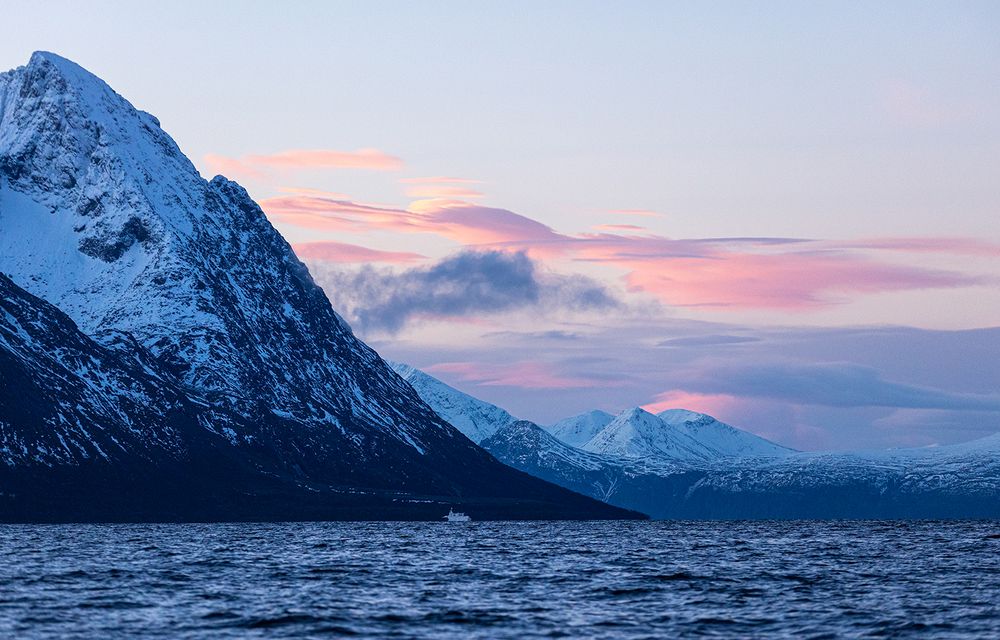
[399,365,1000,519]
[549,406,793,461]
[392,366,689,512]
[391,363,515,444]
[656,409,792,457]
[0,52,639,521]
[393,365,795,470]
[390,363,645,504]
[0,273,195,468]
[675,434,1000,519]
[546,410,614,447]
[580,407,720,461]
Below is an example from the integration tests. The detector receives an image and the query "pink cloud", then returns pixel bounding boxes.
[292,241,425,264]
[203,153,264,179]
[642,390,741,418]
[261,192,990,311]
[204,148,403,179]
[602,248,985,310]
[416,202,559,245]
[426,361,601,389]
[261,195,415,233]
[260,194,560,246]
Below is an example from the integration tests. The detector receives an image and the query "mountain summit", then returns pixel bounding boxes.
[0,52,640,521]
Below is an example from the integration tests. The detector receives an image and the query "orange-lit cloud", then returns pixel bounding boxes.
[292,241,425,264]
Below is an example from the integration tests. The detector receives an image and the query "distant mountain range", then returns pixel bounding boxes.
[394,364,1000,518]
[0,52,640,522]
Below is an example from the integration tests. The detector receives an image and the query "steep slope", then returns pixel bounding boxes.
[481,420,687,509]
[545,410,614,447]
[0,52,638,521]
[0,273,271,520]
[391,363,514,443]
[0,273,194,468]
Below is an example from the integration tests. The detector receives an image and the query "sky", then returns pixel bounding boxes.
[3,1,999,450]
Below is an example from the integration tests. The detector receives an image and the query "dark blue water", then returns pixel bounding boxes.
[1,521,998,638]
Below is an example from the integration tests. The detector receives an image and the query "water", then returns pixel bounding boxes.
[2,521,998,638]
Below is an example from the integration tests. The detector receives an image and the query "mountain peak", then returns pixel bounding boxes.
[656,407,794,456]
[616,406,657,422]
[582,405,717,461]
[656,408,707,424]
[545,409,614,447]
[11,51,131,118]
[27,50,93,79]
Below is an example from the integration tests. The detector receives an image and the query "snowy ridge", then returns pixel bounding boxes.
[483,420,615,474]
[580,407,720,461]
[392,364,691,496]
[706,433,1000,495]
[548,408,792,461]
[390,362,515,444]
[546,410,614,447]
[656,409,793,457]
[398,364,1000,518]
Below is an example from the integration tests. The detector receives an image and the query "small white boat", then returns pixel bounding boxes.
[443,508,471,522]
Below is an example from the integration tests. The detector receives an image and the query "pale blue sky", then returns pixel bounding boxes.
[3,2,999,447]
[3,1,998,240]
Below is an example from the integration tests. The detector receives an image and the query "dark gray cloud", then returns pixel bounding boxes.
[310,250,620,333]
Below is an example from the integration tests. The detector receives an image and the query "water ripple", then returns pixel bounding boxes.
[0,521,998,638]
